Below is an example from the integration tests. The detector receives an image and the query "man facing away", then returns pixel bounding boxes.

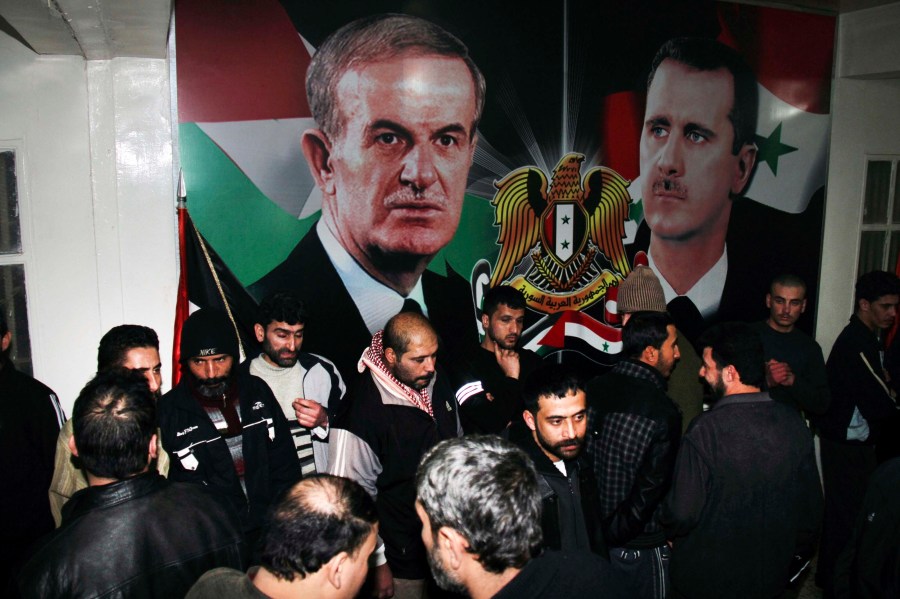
[188,474,377,599]
[416,435,625,599]
[811,270,900,596]
[49,324,169,526]
[585,311,682,598]
[661,323,822,599]
[635,37,763,342]
[19,371,245,598]
[328,311,461,598]
[159,308,301,544]
[753,274,830,416]
[616,265,703,432]
[453,285,543,434]
[510,364,606,558]
[0,309,65,593]
[246,291,345,475]
[249,13,484,381]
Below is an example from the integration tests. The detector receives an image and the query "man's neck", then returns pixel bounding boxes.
[765,318,794,334]
[723,384,761,397]
[854,311,879,333]
[467,565,522,599]
[252,567,330,599]
[321,213,431,295]
[649,227,727,296]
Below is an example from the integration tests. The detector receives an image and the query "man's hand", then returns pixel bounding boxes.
[765,359,795,388]
[371,562,394,598]
[292,398,328,429]
[494,346,521,379]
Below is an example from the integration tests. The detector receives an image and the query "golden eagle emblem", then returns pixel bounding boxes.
[488,153,632,313]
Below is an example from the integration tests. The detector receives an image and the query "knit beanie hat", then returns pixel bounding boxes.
[617,265,667,314]
[180,309,239,361]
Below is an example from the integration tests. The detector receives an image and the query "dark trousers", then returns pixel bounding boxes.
[817,437,876,597]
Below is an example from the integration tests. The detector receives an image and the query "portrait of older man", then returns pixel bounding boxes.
[250,14,484,380]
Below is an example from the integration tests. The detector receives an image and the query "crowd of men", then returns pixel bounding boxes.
[3,11,900,599]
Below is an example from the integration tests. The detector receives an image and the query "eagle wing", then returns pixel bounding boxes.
[489,168,546,288]
[583,166,633,277]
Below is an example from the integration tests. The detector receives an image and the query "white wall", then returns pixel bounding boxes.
[817,2,900,355]
[0,32,178,414]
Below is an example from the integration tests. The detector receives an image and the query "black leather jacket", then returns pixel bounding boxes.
[18,472,245,598]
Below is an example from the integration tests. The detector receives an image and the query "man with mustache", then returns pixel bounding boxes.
[248,14,483,383]
[635,37,763,343]
[584,311,682,599]
[511,364,606,558]
[159,309,301,546]
[452,285,543,434]
[48,324,169,527]
[327,312,461,599]
[246,292,345,476]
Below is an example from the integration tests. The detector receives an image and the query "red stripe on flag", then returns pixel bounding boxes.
[173,204,190,385]
[175,0,311,123]
[598,91,643,181]
[541,309,622,348]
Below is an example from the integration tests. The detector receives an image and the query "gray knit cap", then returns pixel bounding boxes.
[617,265,666,314]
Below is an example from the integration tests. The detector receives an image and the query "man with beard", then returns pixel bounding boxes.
[415,436,624,599]
[49,324,169,526]
[452,285,543,434]
[246,292,345,475]
[584,311,682,599]
[327,312,461,599]
[159,309,301,545]
[661,323,822,599]
[511,364,605,557]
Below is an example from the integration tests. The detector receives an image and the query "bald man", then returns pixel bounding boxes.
[328,312,462,599]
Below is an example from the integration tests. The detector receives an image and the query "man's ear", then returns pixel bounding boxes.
[148,433,159,462]
[438,526,468,571]
[1,331,10,353]
[642,345,659,367]
[324,551,349,590]
[800,298,807,314]
[68,434,79,458]
[384,347,397,369]
[480,313,491,336]
[731,143,757,195]
[301,129,336,197]
[523,409,536,432]
[765,294,772,310]
[254,324,266,344]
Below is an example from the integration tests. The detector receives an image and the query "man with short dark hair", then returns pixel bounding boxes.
[0,310,64,593]
[188,475,377,599]
[249,13,483,381]
[49,324,168,526]
[453,285,543,434]
[585,311,681,598]
[616,265,703,432]
[19,372,245,598]
[159,309,301,542]
[635,37,769,340]
[416,435,623,599]
[812,270,900,595]
[328,311,461,598]
[512,365,605,557]
[247,292,345,475]
[661,323,822,599]
[753,274,829,416]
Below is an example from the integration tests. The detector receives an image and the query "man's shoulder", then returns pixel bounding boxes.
[495,550,625,599]
[247,226,325,301]
[0,363,59,410]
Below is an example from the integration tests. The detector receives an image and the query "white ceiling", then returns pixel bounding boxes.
[0,0,894,60]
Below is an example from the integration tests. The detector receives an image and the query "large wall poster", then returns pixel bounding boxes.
[175,0,835,379]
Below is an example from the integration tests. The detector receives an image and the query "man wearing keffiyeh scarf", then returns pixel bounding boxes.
[328,312,462,599]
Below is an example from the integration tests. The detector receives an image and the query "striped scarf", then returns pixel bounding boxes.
[360,330,433,418]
